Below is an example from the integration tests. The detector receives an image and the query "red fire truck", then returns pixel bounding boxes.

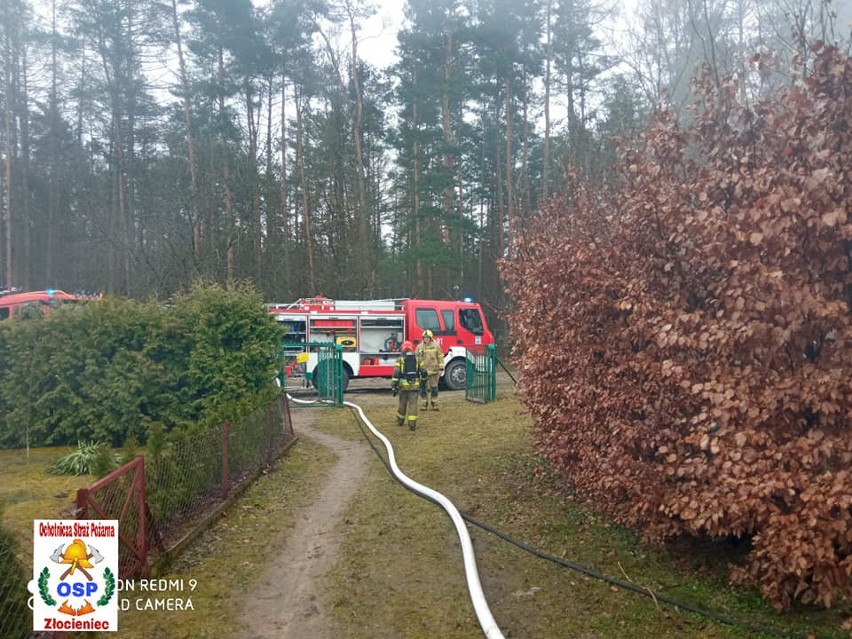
[267,296,494,392]
[0,288,96,321]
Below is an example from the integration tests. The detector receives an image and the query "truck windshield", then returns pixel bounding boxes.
[459,308,483,335]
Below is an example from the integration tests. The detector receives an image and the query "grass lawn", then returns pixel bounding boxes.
[0,446,93,569]
[0,437,336,639]
[112,437,336,639]
[316,386,849,639]
[3,383,849,638]
[0,446,92,639]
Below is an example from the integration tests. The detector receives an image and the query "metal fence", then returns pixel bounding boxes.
[0,392,296,639]
[0,529,31,639]
[465,344,497,404]
[71,395,296,581]
[279,342,344,406]
[76,456,149,578]
[312,343,344,405]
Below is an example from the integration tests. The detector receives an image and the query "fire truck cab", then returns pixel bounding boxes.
[267,296,494,392]
[0,289,93,321]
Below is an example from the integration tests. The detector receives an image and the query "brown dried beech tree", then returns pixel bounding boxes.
[502,45,851,610]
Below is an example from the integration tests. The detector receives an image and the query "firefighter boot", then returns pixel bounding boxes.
[396,415,405,427]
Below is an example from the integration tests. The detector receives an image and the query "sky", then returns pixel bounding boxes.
[356,2,406,69]
[346,0,641,74]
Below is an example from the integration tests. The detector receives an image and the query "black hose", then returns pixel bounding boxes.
[350,410,823,639]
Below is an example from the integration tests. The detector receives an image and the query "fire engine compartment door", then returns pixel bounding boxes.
[358,315,404,362]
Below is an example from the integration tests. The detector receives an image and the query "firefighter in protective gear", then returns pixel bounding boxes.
[416,329,444,410]
[392,341,427,430]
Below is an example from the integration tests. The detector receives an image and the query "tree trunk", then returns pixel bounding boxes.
[170,0,202,263]
[504,73,515,244]
[46,0,59,285]
[263,74,277,296]
[412,70,424,296]
[441,28,454,249]
[19,47,31,289]
[456,158,466,291]
[494,127,505,268]
[295,86,315,293]
[110,104,130,295]
[219,48,235,281]
[2,79,12,289]
[122,10,138,297]
[245,81,262,280]
[542,0,552,202]
[280,80,291,286]
[2,0,18,288]
[521,65,531,217]
[349,10,370,293]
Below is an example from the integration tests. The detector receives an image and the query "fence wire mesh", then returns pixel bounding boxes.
[0,534,31,639]
[466,344,497,404]
[145,394,294,554]
[68,394,294,579]
[279,342,344,405]
[226,397,295,486]
[76,457,147,578]
[146,424,228,544]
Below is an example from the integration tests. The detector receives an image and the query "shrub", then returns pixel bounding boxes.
[0,281,283,448]
[502,46,852,609]
[48,441,117,477]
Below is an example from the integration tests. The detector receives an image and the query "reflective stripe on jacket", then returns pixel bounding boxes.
[416,342,443,374]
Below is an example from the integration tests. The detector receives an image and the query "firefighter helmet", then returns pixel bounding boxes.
[400,340,414,352]
[422,329,434,339]
[61,539,93,571]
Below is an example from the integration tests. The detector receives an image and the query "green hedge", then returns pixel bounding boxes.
[0,281,283,448]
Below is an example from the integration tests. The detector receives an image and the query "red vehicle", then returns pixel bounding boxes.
[267,296,494,391]
[0,288,96,321]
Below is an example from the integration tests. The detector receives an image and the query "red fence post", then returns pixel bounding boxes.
[137,459,149,577]
[75,456,149,578]
[75,487,89,519]
[222,421,230,498]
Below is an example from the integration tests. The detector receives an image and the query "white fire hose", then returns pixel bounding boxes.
[288,394,505,639]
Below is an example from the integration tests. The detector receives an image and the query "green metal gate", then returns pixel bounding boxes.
[465,344,497,403]
[279,342,344,406]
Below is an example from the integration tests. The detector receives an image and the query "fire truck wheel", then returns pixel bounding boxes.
[441,359,466,391]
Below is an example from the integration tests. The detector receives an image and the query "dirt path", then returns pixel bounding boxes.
[241,408,369,639]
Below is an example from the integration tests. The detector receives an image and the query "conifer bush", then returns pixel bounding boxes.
[502,46,851,609]
[0,281,282,448]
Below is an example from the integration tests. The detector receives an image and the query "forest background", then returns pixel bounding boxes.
[2,0,849,333]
